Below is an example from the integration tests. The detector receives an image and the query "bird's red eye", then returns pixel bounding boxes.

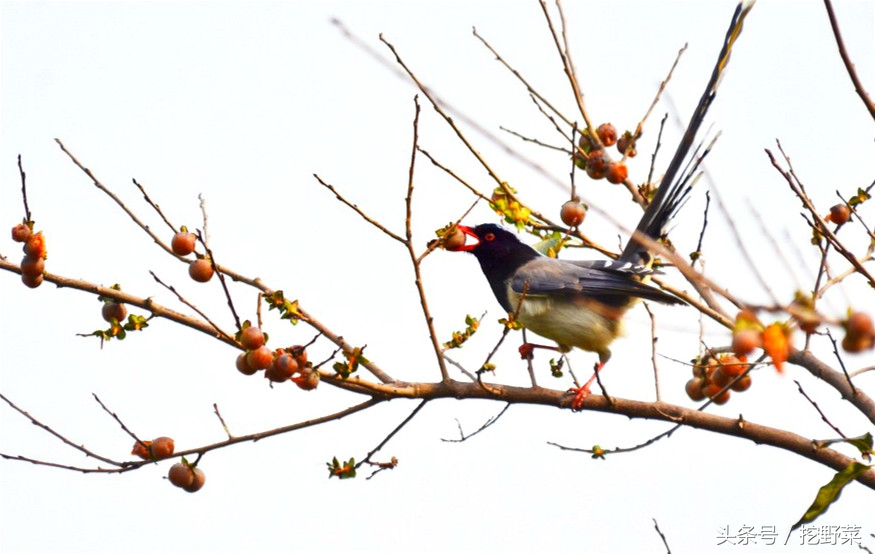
[484,233,495,242]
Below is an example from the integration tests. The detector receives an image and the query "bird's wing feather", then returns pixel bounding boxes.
[510,257,682,305]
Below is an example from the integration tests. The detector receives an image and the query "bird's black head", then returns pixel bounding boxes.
[447,223,539,305]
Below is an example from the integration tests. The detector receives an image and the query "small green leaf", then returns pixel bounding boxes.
[813,432,873,459]
[791,461,870,530]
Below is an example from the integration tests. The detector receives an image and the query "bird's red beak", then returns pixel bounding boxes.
[446,225,480,252]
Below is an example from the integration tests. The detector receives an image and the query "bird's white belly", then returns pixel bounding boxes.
[508,288,624,354]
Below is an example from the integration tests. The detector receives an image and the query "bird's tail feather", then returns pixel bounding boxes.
[620,1,754,264]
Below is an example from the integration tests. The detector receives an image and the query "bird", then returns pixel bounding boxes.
[445,1,754,406]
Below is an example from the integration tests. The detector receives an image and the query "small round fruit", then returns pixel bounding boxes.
[150,437,175,460]
[842,333,874,353]
[168,463,194,489]
[828,204,851,225]
[292,368,320,391]
[711,368,732,388]
[730,374,752,392]
[596,123,618,147]
[189,259,214,283]
[11,223,31,243]
[102,302,127,323]
[711,389,731,405]
[585,150,610,180]
[718,354,746,378]
[685,377,706,401]
[20,254,45,277]
[290,345,308,367]
[236,352,257,375]
[239,326,265,350]
[265,353,298,382]
[442,227,467,251]
[171,231,197,256]
[184,467,206,493]
[21,271,43,288]
[605,161,628,184]
[246,346,274,370]
[23,231,46,259]
[732,329,761,356]
[560,200,586,227]
[616,133,637,157]
[845,312,874,337]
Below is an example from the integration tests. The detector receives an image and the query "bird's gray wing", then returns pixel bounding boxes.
[510,258,682,306]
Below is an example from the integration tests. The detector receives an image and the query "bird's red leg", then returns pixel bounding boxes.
[518,342,561,359]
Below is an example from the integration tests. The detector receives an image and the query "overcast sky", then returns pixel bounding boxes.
[1,1,874,553]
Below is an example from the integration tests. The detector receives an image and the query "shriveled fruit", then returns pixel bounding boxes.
[596,123,618,147]
[685,377,706,401]
[132,441,152,460]
[560,200,586,227]
[184,467,206,493]
[236,352,257,375]
[189,259,214,283]
[239,326,265,350]
[11,223,31,243]
[168,463,194,489]
[605,161,628,184]
[150,437,175,460]
[171,231,197,256]
[732,329,761,356]
[828,204,851,225]
[246,346,274,370]
[23,231,46,259]
[102,302,127,323]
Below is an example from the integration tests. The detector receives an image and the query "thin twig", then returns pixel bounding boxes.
[403,96,450,381]
[149,270,237,345]
[17,155,31,222]
[442,403,511,442]
[357,399,428,469]
[822,0,875,121]
[313,174,405,243]
[0,392,124,467]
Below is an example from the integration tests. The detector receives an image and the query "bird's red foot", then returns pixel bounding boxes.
[568,384,592,410]
[568,361,605,410]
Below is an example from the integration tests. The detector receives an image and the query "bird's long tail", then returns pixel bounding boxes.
[620,1,755,264]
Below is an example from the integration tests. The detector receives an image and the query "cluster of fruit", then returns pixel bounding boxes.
[573,123,636,185]
[11,221,46,288]
[171,230,214,283]
[685,353,751,405]
[131,436,175,461]
[234,325,318,389]
[168,460,206,493]
[131,436,204,492]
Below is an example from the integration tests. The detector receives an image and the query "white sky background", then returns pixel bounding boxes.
[1,1,874,553]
